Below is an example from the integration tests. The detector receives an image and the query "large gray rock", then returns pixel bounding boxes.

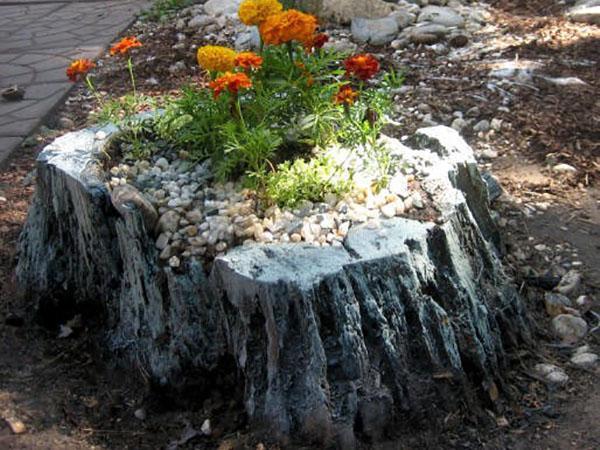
[390,9,417,28]
[418,5,465,27]
[204,0,241,17]
[294,0,395,24]
[351,16,399,45]
[567,0,600,24]
[17,125,531,446]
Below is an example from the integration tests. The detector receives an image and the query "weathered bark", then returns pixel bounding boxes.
[17,125,531,447]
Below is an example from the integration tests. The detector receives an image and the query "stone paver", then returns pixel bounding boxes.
[0,0,150,165]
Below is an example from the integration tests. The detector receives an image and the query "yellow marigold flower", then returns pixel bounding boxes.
[259,9,318,46]
[238,0,283,26]
[196,45,237,72]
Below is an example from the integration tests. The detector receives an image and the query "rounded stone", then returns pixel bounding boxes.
[551,314,588,343]
[570,352,598,369]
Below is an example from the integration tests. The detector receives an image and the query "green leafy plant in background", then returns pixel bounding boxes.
[141,0,194,22]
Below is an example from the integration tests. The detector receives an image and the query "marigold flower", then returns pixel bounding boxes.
[110,36,142,56]
[209,72,253,98]
[334,85,359,105]
[197,45,238,72]
[305,33,329,51]
[259,9,318,46]
[238,0,283,26]
[234,52,263,70]
[344,53,380,81]
[66,58,95,82]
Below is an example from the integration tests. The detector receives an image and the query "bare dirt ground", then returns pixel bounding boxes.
[1,0,599,448]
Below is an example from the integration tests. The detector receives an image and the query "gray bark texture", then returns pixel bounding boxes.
[17,125,531,447]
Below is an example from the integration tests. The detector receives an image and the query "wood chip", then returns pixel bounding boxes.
[4,417,26,434]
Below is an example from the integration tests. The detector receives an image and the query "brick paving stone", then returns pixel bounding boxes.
[0,0,150,166]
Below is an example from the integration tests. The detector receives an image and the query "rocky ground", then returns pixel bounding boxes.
[0,0,599,448]
[109,136,437,268]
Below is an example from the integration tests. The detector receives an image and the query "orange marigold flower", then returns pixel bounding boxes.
[66,58,95,82]
[238,0,283,26]
[344,53,380,81]
[259,9,318,46]
[209,72,253,98]
[334,85,359,105]
[305,33,329,51]
[234,52,263,70]
[197,45,237,72]
[110,36,142,56]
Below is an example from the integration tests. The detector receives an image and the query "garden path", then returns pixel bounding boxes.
[0,0,150,166]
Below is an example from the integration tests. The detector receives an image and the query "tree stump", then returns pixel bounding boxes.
[17,125,532,447]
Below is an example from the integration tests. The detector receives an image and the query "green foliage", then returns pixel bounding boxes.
[337,70,404,187]
[154,87,231,159]
[265,154,353,208]
[216,123,283,185]
[141,0,194,22]
[116,40,404,206]
[93,94,160,160]
[92,93,157,124]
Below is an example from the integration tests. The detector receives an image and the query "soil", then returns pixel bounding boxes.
[1,0,599,449]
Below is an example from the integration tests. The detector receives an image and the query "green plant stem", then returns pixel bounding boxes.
[84,75,103,106]
[127,57,137,96]
[235,95,246,129]
[286,42,294,65]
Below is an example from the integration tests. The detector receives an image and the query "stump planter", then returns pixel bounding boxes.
[17,124,531,446]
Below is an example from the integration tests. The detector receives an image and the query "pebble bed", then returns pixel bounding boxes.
[107,138,432,268]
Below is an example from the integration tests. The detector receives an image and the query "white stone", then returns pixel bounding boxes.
[411,192,424,209]
[480,149,498,160]
[201,419,211,436]
[570,353,598,369]
[489,60,542,81]
[156,233,170,250]
[186,210,203,223]
[490,118,503,131]
[534,363,569,386]
[556,269,582,296]
[388,174,409,197]
[157,210,180,233]
[551,314,588,343]
[451,118,467,131]
[473,119,490,132]
[188,14,215,28]
[58,117,75,129]
[552,163,577,174]
[204,0,241,16]
[381,203,396,218]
